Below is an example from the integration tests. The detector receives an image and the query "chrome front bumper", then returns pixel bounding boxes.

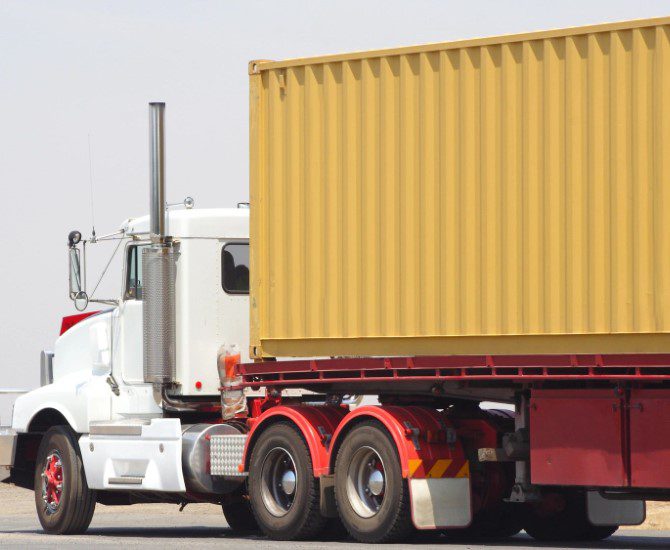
[0,427,17,468]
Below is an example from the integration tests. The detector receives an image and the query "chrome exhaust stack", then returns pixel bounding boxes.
[143,102,177,387]
[149,102,167,244]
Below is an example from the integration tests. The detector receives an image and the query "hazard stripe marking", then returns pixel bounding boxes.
[407,458,469,479]
[408,458,422,477]
[455,461,470,478]
[427,459,452,478]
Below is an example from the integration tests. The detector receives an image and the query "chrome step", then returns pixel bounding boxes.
[108,475,144,485]
[89,420,151,436]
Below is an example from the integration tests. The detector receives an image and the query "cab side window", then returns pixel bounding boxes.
[125,245,146,300]
[221,243,249,294]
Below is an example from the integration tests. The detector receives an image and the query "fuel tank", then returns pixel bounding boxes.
[181,423,244,495]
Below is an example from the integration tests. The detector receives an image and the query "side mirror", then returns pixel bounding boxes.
[69,247,82,297]
[68,230,82,247]
[74,291,89,312]
[69,247,89,311]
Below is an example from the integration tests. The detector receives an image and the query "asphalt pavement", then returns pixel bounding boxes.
[1,511,669,550]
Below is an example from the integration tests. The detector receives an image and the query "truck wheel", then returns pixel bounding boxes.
[524,491,595,542]
[583,524,618,540]
[221,485,259,534]
[248,422,325,540]
[33,426,96,534]
[445,504,523,540]
[334,421,413,543]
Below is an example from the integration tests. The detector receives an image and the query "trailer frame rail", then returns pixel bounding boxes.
[236,354,670,389]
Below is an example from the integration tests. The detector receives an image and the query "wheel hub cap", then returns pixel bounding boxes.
[260,447,298,517]
[41,451,63,515]
[280,469,296,495]
[346,446,386,518]
[367,468,384,496]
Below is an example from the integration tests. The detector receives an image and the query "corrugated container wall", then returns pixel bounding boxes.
[249,17,670,359]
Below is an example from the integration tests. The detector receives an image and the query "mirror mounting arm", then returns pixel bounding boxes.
[89,298,119,307]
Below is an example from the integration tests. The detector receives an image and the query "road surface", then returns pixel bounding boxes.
[1,484,669,549]
[1,514,669,549]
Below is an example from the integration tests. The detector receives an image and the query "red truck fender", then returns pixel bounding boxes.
[328,405,472,530]
[328,405,469,479]
[242,404,347,476]
[243,403,472,530]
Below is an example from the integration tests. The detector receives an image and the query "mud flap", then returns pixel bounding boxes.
[586,491,645,526]
[409,477,472,529]
[319,474,338,518]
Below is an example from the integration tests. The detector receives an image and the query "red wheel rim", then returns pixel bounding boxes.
[41,450,63,514]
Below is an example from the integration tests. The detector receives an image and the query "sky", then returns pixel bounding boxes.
[0,0,668,406]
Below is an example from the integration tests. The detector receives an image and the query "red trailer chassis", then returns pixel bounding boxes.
[236,354,670,492]
[237,353,670,389]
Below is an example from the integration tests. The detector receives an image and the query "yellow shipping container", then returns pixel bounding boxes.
[249,16,670,359]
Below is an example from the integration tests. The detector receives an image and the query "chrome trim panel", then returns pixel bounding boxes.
[40,351,54,386]
[0,427,18,467]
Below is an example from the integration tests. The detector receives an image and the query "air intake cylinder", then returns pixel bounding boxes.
[143,246,176,384]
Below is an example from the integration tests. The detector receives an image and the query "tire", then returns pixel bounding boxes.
[321,517,349,541]
[445,504,523,540]
[33,426,96,535]
[334,421,413,543]
[248,422,326,540]
[524,491,616,542]
[222,484,259,534]
[444,410,521,541]
[583,524,619,541]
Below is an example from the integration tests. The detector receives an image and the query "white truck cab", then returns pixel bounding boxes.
[0,104,259,534]
[12,207,250,435]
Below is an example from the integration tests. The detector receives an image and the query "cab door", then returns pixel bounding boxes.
[117,243,149,384]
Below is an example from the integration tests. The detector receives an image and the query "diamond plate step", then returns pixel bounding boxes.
[210,434,247,477]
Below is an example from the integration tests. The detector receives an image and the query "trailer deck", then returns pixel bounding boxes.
[237,354,670,393]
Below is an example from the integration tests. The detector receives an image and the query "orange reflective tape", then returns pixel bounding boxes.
[454,461,470,479]
[408,459,423,477]
[426,459,452,478]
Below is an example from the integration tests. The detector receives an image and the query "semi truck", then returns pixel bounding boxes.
[2,15,670,543]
